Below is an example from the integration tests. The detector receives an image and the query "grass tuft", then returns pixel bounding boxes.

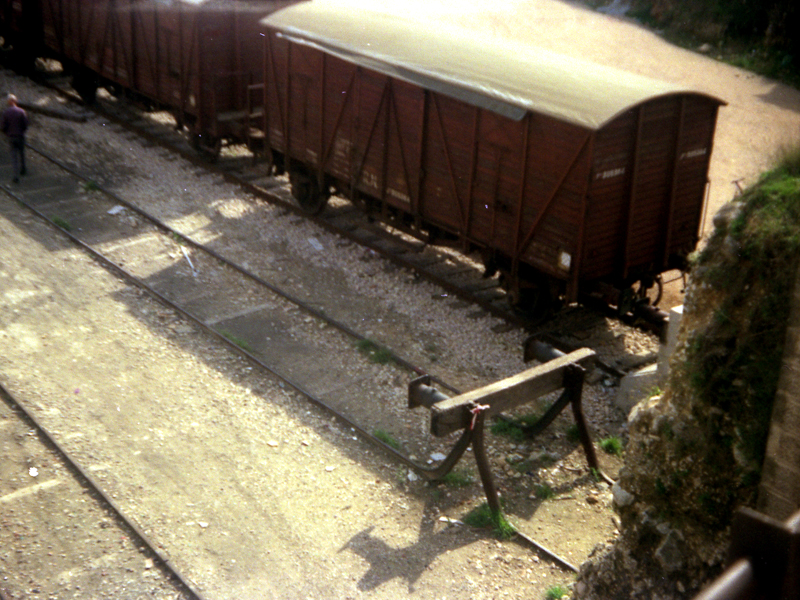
[463,502,516,540]
[373,429,401,450]
[51,216,72,231]
[220,331,254,353]
[441,468,474,488]
[355,339,394,364]
[534,483,555,500]
[545,585,568,600]
[599,436,624,457]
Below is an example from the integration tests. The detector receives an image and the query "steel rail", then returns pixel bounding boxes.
[0,380,207,600]
[3,156,581,573]
[42,74,637,377]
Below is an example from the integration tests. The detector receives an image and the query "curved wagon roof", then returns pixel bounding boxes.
[263,2,723,129]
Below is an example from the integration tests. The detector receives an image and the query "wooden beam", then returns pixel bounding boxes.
[429,347,596,436]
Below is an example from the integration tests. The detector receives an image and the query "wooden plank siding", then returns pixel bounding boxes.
[37,1,283,145]
[585,94,720,285]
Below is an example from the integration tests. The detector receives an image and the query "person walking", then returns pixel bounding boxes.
[1,94,28,183]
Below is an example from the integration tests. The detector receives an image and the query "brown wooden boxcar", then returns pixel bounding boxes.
[1,0,293,152]
[257,3,724,311]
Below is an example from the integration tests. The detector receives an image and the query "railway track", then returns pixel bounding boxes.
[35,70,662,378]
[40,72,627,338]
[0,85,627,573]
[0,381,200,600]
[0,66,654,583]
[7,141,447,458]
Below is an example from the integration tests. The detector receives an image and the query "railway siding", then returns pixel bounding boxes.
[0,69,632,599]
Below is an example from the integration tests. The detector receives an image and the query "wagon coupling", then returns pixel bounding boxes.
[407,346,611,517]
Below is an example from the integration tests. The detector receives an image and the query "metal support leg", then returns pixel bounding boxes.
[471,408,501,516]
[566,364,614,485]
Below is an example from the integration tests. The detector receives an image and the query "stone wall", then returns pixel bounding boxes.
[757,264,800,520]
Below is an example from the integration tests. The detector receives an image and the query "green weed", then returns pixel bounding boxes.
[490,412,540,443]
[441,468,474,488]
[599,436,624,457]
[355,339,393,364]
[220,331,253,353]
[566,423,581,442]
[545,585,568,600]
[373,429,401,450]
[51,216,72,231]
[463,502,516,540]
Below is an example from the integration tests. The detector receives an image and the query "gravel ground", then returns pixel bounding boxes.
[0,397,190,600]
[0,66,624,600]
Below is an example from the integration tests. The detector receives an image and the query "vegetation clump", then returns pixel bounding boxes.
[687,146,800,476]
[463,502,516,540]
[632,147,800,530]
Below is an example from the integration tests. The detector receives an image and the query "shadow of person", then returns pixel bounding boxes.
[339,499,485,593]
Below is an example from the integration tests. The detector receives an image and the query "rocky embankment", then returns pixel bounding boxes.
[575,151,800,598]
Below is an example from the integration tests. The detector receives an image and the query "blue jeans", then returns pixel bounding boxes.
[9,136,25,180]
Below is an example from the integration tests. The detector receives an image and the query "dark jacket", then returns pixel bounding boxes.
[1,105,28,139]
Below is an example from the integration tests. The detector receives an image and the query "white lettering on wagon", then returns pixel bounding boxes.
[362,171,379,190]
[387,188,411,204]
[595,167,626,180]
[680,148,708,160]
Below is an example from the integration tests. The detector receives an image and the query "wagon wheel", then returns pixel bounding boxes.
[507,277,555,320]
[190,134,222,161]
[290,169,329,215]
[3,45,35,74]
[635,274,663,307]
[72,71,98,104]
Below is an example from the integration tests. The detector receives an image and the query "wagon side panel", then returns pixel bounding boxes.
[380,78,424,211]
[194,6,266,142]
[350,67,390,199]
[127,4,162,102]
[582,109,639,281]
[626,96,682,269]
[284,40,323,169]
[585,93,721,284]
[518,117,593,282]
[264,29,289,155]
[419,92,479,236]
[668,95,721,257]
[40,0,97,66]
[466,108,526,257]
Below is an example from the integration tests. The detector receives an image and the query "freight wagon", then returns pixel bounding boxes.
[253,2,724,312]
[0,0,294,153]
